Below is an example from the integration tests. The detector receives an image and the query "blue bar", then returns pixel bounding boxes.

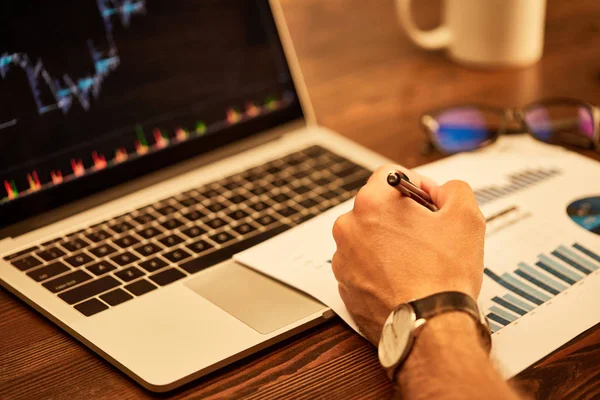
[484,268,544,305]
[489,306,517,322]
[558,245,599,272]
[573,243,600,264]
[492,296,527,316]
[539,253,584,281]
[518,263,567,291]
[551,250,592,274]
[535,261,576,285]
[487,312,511,326]
[515,269,560,295]
[502,274,552,301]
[504,294,535,312]
[488,320,502,333]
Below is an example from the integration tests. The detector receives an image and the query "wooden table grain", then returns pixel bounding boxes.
[2,0,600,399]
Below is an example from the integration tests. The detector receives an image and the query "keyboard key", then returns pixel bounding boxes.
[4,246,40,261]
[159,234,185,248]
[88,243,118,258]
[59,276,120,305]
[61,238,91,252]
[226,193,247,204]
[276,205,300,218]
[108,220,134,234]
[320,190,340,200]
[132,213,156,226]
[36,247,66,262]
[298,198,320,209]
[86,230,111,243]
[232,223,257,235]
[198,187,221,199]
[293,212,317,224]
[314,177,334,187]
[136,226,163,239]
[209,231,236,244]
[133,242,163,257]
[178,196,200,207]
[265,164,283,175]
[220,180,241,191]
[182,209,206,221]
[249,201,269,212]
[271,192,290,203]
[181,225,207,239]
[160,217,185,231]
[74,298,108,316]
[256,214,277,227]
[41,237,64,247]
[163,248,192,263]
[125,279,157,296]
[87,261,117,276]
[227,209,249,221]
[27,262,70,282]
[111,252,140,267]
[271,178,288,187]
[115,266,145,282]
[292,185,311,195]
[154,204,179,216]
[180,224,290,274]
[186,239,214,254]
[139,257,168,273]
[334,164,362,179]
[302,145,328,157]
[206,217,226,230]
[11,255,43,271]
[100,289,133,306]
[248,186,269,196]
[206,202,226,213]
[43,270,93,293]
[113,235,140,249]
[64,252,95,268]
[150,268,186,286]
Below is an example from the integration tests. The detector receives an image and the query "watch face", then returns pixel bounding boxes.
[378,304,415,369]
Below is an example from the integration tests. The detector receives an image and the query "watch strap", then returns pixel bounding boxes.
[410,291,492,352]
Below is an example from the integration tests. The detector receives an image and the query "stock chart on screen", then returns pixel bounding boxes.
[0,0,296,209]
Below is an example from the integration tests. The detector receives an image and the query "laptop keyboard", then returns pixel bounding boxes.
[3,146,372,317]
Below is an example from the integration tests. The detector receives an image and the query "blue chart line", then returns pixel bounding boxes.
[483,242,600,333]
[0,0,146,124]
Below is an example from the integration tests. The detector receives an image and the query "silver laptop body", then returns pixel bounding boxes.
[0,0,390,391]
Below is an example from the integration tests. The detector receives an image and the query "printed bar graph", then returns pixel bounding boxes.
[474,168,561,206]
[484,243,600,333]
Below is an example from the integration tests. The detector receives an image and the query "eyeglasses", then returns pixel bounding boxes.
[421,98,600,155]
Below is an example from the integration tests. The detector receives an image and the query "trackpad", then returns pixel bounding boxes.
[185,261,326,334]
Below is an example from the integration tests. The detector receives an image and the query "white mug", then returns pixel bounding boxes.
[396,0,547,68]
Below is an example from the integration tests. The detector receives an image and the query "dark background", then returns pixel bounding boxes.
[0,0,295,202]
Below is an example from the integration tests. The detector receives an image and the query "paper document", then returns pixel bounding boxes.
[235,136,600,377]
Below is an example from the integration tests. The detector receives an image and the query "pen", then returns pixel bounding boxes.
[386,170,439,212]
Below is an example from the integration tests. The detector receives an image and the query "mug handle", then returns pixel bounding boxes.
[395,0,451,50]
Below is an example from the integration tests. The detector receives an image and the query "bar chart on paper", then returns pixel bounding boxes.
[482,242,599,333]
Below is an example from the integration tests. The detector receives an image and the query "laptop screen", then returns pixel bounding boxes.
[0,0,303,227]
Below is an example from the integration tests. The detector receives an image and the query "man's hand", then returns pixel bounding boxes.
[331,165,486,344]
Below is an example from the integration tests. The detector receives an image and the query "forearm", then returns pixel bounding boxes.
[395,313,521,400]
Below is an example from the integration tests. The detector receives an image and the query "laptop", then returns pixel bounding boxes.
[0,0,391,391]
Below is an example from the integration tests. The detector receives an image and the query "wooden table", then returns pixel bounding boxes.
[2,0,600,398]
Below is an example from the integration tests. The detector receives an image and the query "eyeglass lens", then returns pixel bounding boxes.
[430,107,504,154]
[523,104,595,145]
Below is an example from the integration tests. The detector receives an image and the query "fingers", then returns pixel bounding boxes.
[429,180,485,229]
[357,164,438,215]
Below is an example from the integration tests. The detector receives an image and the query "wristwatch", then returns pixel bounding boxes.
[378,291,492,380]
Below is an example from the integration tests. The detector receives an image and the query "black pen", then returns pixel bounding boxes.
[386,170,439,212]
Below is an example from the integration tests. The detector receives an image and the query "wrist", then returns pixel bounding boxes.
[394,312,487,384]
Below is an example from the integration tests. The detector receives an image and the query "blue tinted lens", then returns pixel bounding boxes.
[432,108,495,153]
[524,104,595,143]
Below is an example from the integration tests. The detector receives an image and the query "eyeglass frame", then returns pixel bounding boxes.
[420,98,600,155]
